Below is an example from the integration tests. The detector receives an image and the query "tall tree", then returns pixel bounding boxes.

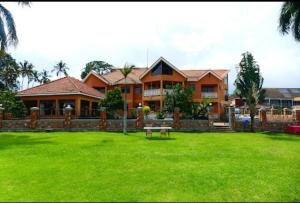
[39,69,51,84]
[19,60,34,90]
[0,2,30,51]
[0,52,20,90]
[234,52,265,132]
[31,69,40,87]
[120,63,134,135]
[52,60,69,78]
[81,60,113,79]
[278,2,300,41]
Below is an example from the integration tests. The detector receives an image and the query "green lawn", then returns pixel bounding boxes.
[0,131,299,202]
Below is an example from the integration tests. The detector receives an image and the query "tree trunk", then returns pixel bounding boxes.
[250,113,254,132]
[123,78,127,135]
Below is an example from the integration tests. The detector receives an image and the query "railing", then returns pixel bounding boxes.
[201,92,218,98]
[144,89,160,96]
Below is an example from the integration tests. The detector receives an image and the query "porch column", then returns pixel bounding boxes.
[55,99,59,116]
[89,101,92,116]
[75,98,81,118]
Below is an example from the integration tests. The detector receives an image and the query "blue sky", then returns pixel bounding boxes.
[3,2,300,93]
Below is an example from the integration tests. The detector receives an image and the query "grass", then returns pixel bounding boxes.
[0,131,299,202]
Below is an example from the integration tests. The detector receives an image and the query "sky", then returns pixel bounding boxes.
[3,2,300,93]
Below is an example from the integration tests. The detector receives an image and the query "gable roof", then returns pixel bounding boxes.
[82,71,110,84]
[17,76,104,99]
[139,57,187,79]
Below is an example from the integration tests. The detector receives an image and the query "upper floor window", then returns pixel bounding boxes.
[122,86,130,93]
[94,86,106,94]
[151,61,173,76]
[135,87,142,94]
[202,86,215,92]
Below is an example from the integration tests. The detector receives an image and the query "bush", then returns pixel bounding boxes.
[156,111,165,119]
[0,90,27,118]
[128,108,137,119]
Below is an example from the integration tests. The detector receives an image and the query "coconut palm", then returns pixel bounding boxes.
[39,69,51,84]
[0,2,30,51]
[52,60,69,78]
[120,63,134,135]
[278,2,300,41]
[30,70,40,87]
[19,60,34,90]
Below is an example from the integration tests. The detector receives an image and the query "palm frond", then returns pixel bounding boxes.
[0,17,7,51]
[0,4,18,48]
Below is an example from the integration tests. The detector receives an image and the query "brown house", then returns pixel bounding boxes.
[83,57,229,119]
[17,76,104,117]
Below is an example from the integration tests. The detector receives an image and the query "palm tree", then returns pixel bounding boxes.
[120,63,134,135]
[278,2,300,41]
[31,70,40,87]
[39,69,51,84]
[0,2,30,51]
[52,60,69,78]
[234,52,265,132]
[19,60,33,90]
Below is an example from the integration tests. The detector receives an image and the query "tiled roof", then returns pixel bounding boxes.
[102,68,147,84]
[17,76,104,98]
[264,88,300,99]
[94,68,228,85]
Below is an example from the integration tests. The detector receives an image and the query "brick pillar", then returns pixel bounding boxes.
[64,105,73,128]
[259,108,267,129]
[136,106,144,129]
[296,109,300,124]
[0,106,4,129]
[173,107,180,129]
[229,106,235,129]
[283,108,288,117]
[99,107,107,129]
[30,107,39,129]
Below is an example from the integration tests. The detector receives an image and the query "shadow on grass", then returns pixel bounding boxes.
[0,134,55,150]
[145,136,176,141]
[261,131,300,142]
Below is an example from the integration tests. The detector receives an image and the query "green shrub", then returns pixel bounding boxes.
[129,108,137,119]
[0,90,27,118]
[156,111,165,119]
[143,105,150,117]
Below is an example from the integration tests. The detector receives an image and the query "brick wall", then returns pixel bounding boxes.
[235,120,298,132]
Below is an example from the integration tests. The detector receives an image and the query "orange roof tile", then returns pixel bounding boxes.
[17,76,104,99]
[102,68,147,84]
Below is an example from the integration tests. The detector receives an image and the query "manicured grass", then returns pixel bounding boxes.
[0,131,299,202]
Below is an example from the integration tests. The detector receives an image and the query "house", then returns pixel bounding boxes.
[83,57,229,119]
[17,76,104,117]
[230,88,300,109]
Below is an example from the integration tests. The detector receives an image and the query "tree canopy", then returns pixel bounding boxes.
[81,61,113,79]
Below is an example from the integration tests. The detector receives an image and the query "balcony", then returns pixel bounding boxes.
[144,89,174,96]
[144,89,160,96]
[201,92,218,98]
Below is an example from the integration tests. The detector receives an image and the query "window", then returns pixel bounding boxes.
[94,86,106,94]
[188,84,195,91]
[135,87,142,94]
[122,86,130,93]
[151,61,173,76]
[202,86,214,92]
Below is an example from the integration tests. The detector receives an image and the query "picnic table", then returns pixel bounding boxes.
[143,126,172,137]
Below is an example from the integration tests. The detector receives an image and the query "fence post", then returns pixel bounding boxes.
[64,105,73,129]
[136,106,144,129]
[30,107,39,129]
[0,106,4,129]
[229,106,235,129]
[173,107,180,129]
[259,108,267,130]
[99,107,107,129]
[296,109,300,124]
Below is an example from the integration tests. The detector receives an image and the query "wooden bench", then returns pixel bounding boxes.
[143,126,172,137]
